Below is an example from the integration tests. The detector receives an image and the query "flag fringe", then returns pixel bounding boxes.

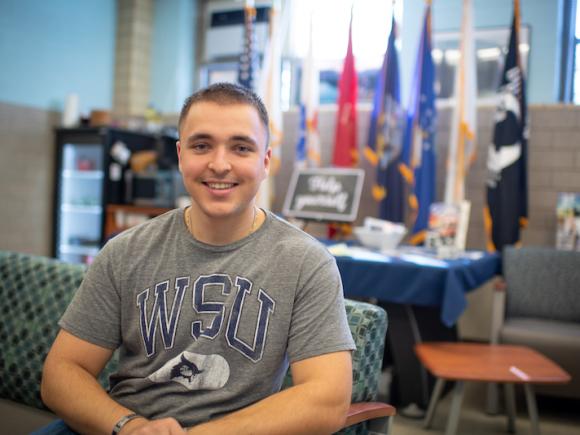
[399,163,414,185]
[408,230,426,245]
[364,146,379,166]
[483,205,496,252]
[408,194,418,210]
[372,185,387,201]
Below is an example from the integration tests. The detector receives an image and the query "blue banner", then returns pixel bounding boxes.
[401,5,437,244]
[365,16,405,223]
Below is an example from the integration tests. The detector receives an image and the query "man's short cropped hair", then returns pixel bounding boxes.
[178,82,270,146]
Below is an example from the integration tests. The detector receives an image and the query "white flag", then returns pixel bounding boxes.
[256,0,288,209]
[444,0,477,204]
[297,13,321,168]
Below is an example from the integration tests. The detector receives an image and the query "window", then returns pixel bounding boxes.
[286,0,402,105]
[288,0,401,68]
[432,26,530,104]
[573,1,580,102]
[560,0,578,102]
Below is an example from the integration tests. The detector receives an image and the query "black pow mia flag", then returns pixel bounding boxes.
[485,0,528,252]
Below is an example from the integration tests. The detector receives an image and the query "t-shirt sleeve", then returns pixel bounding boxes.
[286,244,356,363]
[59,238,123,349]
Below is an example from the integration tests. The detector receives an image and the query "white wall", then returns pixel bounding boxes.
[0,0,116,114]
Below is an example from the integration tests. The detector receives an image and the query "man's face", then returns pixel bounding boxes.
[177,101,271,221]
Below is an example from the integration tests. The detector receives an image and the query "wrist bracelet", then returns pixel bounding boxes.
[112,413,141,435]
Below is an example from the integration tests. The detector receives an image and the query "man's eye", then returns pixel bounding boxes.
[192,143,208,151]
[235,144,252,153]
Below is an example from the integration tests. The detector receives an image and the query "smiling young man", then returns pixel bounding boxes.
[40,83,355,435]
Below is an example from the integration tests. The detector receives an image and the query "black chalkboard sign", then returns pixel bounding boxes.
[282,167,365,222]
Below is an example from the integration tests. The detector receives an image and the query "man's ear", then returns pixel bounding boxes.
[176,141,182,173]
[263,147,272,177]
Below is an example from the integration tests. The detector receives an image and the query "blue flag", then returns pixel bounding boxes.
[485,0,528,251]
[400,4,437,244]
[296,104,308,165]
[365,15,405,223]
[238,4,258,90]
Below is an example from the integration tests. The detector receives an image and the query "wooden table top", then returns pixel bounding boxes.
[415,342,571,384]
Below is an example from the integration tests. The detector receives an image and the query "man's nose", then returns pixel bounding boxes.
[208,147,232,173]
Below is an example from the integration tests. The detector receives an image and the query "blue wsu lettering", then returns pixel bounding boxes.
[137,274,275,362]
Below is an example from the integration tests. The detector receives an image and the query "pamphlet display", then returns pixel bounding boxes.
[425,201,471,258]
[556,192,580,251]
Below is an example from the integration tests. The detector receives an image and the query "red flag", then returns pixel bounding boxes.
[332,13,358,167]
[329,13,357,239]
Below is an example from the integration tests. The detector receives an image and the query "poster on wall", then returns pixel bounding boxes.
[556,192,580,251]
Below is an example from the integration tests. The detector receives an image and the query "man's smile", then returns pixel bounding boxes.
[203,181,238,190]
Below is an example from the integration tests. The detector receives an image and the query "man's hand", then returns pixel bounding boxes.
[121,417,186,435]
[41,329,143,434]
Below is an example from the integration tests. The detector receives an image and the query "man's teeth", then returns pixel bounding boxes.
[207,182,234,190]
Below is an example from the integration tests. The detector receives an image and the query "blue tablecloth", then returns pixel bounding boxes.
[331,247,501,327]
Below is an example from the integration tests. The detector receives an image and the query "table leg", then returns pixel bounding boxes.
[504,383,516,433]
[384,303,457,409]
[524,384,540,435]
[423,377,446,429]
[486,382,500,414]
[384,303,428,407]
[445,381,464,435]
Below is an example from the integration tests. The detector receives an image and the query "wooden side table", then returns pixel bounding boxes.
[415,342,571,435]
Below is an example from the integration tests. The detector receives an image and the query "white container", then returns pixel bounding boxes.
[354,226,406,252]
[62,94,79,127]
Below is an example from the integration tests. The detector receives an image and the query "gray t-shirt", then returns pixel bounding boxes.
[60,208,355,427]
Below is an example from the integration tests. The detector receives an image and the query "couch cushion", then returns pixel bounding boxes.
[0,252,85,409]
[501,317,580,347]
[501,317,580,399]
[503,247,580,322]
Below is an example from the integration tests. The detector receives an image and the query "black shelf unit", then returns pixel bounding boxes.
[52,127,158,264]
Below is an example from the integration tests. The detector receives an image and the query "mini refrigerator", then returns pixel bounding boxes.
[52,128,158,264]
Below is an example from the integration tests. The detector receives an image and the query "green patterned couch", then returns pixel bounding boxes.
[0,251,118,433]
[0,251,394,434]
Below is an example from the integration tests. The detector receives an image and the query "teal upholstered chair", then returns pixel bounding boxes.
[339,299,396,434]
[0,252,395,434]
[283,299,396,434]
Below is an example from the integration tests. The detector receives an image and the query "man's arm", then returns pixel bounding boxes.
[41,329,184,435]
[188,350,352,435]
